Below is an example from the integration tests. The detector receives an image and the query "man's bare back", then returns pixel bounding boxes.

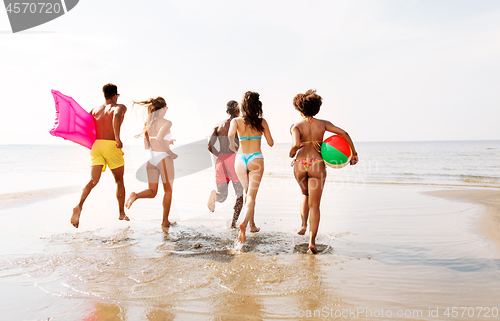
[92,103,127,148]
[210,119,238,155]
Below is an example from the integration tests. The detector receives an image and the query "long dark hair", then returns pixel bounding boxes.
[241,91,263,132]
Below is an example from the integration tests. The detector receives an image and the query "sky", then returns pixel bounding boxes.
[0,0,499,145]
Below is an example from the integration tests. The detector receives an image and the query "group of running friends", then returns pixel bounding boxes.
[70,84,359,254]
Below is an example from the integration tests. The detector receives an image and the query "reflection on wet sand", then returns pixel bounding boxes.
[6,226,351,319]
[207,253,346,319]
[145,307,175,321]
[84,302,122,321]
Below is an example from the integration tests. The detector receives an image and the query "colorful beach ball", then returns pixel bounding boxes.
[321,135,352,169]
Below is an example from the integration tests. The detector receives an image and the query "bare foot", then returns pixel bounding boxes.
[249,225,260,233]
[161,222,176,232]
[297,226,307,235]
[308,244,318,254]
[238,222,246,243]
[119,213,130,221]
[207,190,216,212]
[125,192,137,209]
[162,221,176,228]
[71,205,81,228]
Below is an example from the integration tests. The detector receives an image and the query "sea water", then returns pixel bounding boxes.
[0,140,499,195]
[0,141,499,320]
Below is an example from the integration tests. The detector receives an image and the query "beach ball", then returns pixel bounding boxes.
[321,135,352,169]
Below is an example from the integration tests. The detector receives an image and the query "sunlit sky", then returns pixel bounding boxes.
[1,0,499,146]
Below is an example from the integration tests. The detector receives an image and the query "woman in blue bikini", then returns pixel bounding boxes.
[229,91,274,244]
[289,90,358,253]
[125,97,178,229]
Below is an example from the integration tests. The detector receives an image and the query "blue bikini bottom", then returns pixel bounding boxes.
[235,152,263,171]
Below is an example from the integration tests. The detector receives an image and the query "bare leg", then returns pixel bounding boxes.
[237,159,264,243]
[307,164,327,254]
[293,163,309,235]
[125,192,137,209]
[207,190,217,212]
[111,166,129,221]
[232,194,244,228]
[159,157,175,227]
[126,162,160,208]
[71,206,81,229]
[231,167,244,229]
[72,165,103,228]
[162,182,174,227]
[207,182,229,212]
[216,182,229,202]
[298,194,309,235]
[235,160,249,243]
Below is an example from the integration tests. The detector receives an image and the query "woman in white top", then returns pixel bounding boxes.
[125,97,178,228]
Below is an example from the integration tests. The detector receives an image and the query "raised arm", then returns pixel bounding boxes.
[156,121,177,159]
[144,131,151,150]
[228,118,238,153]
[262,118,274,147]
[207,126,220,157]
[289,124,302,158]
[113,104,127,148]
[325,121,358,165]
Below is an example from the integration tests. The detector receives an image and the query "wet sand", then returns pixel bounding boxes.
[426,189,500,254]
[0,174,499,320]
[0,185,81,210]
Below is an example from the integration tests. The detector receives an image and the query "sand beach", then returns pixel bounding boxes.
[1,156,499,320]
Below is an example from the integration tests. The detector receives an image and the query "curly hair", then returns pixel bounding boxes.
[293,89,322,117]
[133,97,167,137]
[241,91,263,132]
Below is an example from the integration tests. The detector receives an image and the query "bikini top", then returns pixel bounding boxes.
[303,141,322,154]
[148,132,172,141]
[240,136,262,140]
[300,117,322,152]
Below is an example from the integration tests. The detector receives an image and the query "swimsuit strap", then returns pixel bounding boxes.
[240,136,262,140]
[302,141,322,154]
[148,132,172,140]
[304,116,313,129]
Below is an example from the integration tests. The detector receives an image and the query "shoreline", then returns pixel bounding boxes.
[425,188,500,256]
[0,186,81,210]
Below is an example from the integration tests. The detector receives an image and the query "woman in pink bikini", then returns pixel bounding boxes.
[289,90,358,253]
[229,91,274,244]
[125,97,177,229]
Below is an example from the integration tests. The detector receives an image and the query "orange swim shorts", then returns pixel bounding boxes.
[215,153,239,183]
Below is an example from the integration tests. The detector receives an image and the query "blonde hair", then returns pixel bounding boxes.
[134,97,166,137]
